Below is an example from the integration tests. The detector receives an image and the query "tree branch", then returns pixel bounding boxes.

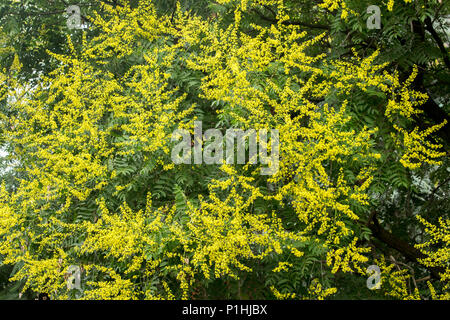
[368,212,445,280]
[424,17,450,71]
[251,8,330,30]
[409,19,450,146]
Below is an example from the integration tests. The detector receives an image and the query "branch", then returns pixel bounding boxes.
[251,8,330,30]
[367,212,445,280]
[424,17,450,71]
[408,20,450,146]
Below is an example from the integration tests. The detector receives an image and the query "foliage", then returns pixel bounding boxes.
[0,0,448,300]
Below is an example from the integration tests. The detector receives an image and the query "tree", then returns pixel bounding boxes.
[0,0,448,300]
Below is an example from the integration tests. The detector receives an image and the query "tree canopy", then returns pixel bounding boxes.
[0,0,448,300]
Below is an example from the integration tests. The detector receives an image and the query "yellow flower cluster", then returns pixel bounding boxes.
[415,216,450,299]
[306,279,338,300]
[320,0,415,15]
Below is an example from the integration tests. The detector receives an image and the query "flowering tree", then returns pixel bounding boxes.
[0,0,448,300]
